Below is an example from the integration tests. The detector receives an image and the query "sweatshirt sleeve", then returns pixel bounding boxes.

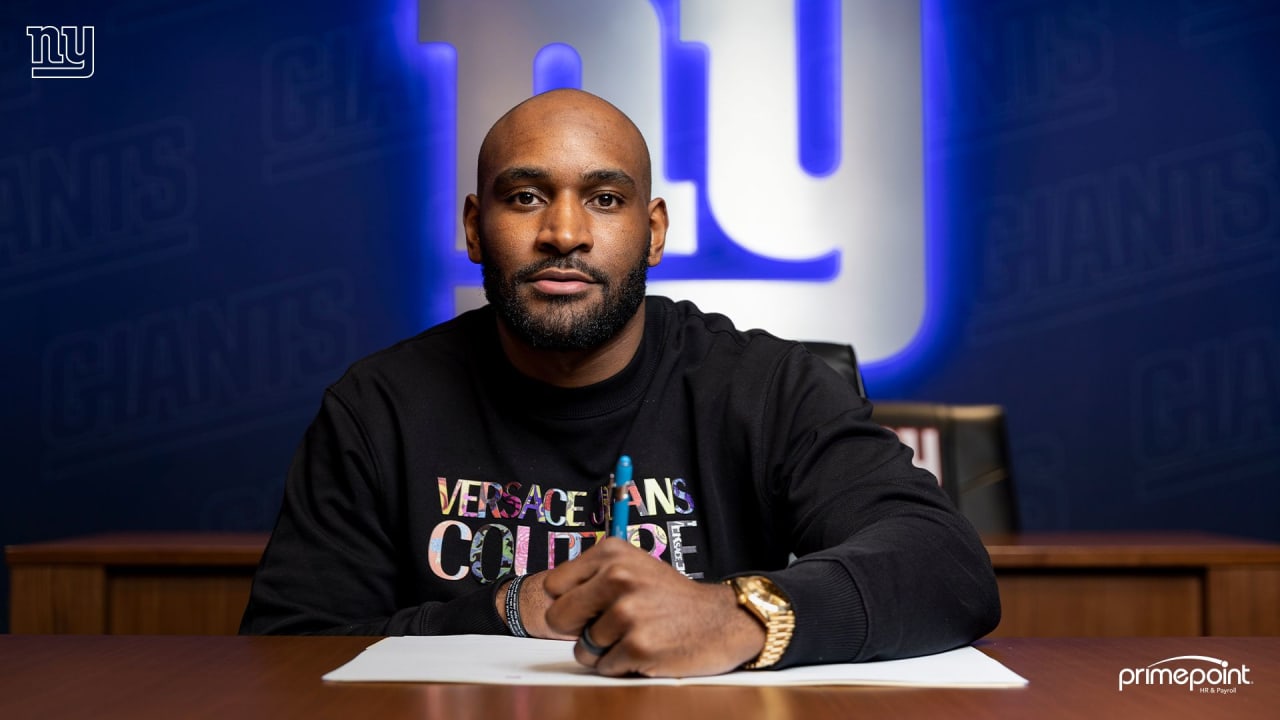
[239,389,508,637]
[751,346,1001,667]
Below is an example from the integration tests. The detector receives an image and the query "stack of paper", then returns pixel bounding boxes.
[322,635,1029,688]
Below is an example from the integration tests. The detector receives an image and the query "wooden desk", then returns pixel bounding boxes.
[6,533,264,635]
[0,635,1276,719]
[984,532,1280,637]
[8,532,1280,637]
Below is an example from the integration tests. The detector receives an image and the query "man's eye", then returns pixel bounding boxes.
[514,192,537,205]
[595,193,619,208]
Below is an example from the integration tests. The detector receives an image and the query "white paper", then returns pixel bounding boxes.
[322,635,1029,687]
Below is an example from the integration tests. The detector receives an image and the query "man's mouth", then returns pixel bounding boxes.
[527,268,596,296]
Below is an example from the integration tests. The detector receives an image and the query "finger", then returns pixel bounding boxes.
[573,619,614,668]
[541,547,602,600]
[544,547,641,636]
[541,536,630,598]
[574,608,639,672]
[543,574,610,636]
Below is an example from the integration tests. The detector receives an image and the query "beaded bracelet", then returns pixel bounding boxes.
[504,574,530,638]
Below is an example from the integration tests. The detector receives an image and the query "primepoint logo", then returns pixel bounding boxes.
[1118,655,1253,693]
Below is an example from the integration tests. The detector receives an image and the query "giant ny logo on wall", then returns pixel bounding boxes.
[419,0,925,363]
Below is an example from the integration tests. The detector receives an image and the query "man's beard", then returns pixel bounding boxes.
[481,242,650,352]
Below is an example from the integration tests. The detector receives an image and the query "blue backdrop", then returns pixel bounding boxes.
[2,0,1277,632]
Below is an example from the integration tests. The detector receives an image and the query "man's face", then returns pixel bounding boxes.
[464,93,667,352]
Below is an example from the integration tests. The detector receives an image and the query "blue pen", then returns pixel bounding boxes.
[610,455,633,539]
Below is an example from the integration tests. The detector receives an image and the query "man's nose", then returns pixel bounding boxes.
[536,196,592,255]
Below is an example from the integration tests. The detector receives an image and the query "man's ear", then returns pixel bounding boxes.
[463,194,483,263]
[647,197,668,266]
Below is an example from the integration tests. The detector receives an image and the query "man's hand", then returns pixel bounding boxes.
[495,572,577,640]
[541,537,767,677]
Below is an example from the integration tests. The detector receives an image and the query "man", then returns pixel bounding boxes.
[241,89,1000,677]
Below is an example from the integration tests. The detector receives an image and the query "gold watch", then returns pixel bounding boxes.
[725,575,795,669]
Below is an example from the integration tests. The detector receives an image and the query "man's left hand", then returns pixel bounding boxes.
[541,537,766,677]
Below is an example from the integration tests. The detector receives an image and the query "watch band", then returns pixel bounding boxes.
[748,610,796,669]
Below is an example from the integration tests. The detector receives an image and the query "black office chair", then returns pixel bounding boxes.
[870,402,1018,534]
[800,341,1019,534]
[800,341,868,399]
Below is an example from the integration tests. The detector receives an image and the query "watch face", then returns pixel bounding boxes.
[756,596,785,614]
[741,577,790,616]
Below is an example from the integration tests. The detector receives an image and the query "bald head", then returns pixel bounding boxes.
[475,89,653,201]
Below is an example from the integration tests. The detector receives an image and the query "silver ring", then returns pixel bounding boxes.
[579,622,611,656]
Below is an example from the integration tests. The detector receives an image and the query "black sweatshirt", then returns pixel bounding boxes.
[240,296,1000,667]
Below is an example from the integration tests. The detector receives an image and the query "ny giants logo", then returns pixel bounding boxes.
[417,0,927,362]
[27,26,95,79]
